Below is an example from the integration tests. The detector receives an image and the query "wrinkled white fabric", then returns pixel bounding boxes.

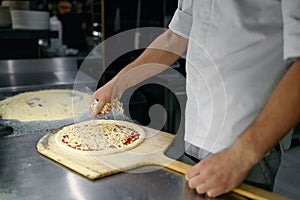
[169,0,300,154]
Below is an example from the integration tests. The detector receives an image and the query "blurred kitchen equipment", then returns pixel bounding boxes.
[11,10,49,30]
[49,16,62,48]
[1,1,29,10]
[0,6,11,28]
[48,15,65,56]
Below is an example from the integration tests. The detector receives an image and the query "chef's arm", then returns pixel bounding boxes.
[91,29,188,117]
[234,57,300,167]
[186,58,300,197]
[112,29,188,91]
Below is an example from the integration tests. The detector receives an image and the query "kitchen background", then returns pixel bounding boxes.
[0,0,186,134]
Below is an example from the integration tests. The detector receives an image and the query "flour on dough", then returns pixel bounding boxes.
[0,89,91,121]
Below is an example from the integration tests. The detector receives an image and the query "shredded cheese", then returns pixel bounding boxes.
[59,121,140,151]
[90,98,124,117]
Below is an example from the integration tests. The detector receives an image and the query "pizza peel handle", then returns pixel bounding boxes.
[155,154,192,175]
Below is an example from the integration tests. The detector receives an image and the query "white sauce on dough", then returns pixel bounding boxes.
[0,89,91,121]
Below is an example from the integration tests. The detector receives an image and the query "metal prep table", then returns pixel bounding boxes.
[0,57,96,94]
[0,133,246,200]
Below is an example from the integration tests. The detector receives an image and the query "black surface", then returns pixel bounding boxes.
[0,29,58,40]
[0,29,58,59]
[0,73,59,88]
[57,12,89,51]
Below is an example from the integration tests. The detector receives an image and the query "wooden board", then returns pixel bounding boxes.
[37,121,290,200]
[37,121,190,179]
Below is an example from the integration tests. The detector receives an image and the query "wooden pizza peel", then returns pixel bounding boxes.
[37,120,290,200]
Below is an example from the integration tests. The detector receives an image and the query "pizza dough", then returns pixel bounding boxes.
[0,89,91,122]
[55,120,145,155]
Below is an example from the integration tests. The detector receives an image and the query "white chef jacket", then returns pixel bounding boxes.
[169,0,300,155]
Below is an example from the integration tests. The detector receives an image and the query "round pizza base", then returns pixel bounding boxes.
[54,120,145,155]
[0,89,91,122]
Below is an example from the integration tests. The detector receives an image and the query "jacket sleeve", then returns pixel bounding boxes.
[168,0,194,39]
[282,0,300,60]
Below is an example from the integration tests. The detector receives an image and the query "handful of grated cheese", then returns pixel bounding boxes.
[90,98,124,117]
[110,99,124,116]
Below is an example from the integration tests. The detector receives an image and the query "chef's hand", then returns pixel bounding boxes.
[90,81,123,119]
[185,143,256,197]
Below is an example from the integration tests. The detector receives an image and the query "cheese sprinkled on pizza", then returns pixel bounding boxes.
[56,120,144,153]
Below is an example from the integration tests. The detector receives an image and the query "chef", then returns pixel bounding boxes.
[91,0,300,198]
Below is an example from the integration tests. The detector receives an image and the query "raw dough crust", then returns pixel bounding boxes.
[0,89,91,121]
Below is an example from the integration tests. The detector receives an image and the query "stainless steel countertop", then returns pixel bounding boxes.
[0,132,245,200]
[0,57,97,93]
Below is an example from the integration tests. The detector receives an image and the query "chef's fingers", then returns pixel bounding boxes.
[188,173,227,198]
[187,171,205,189]
[185,160,205,180]
[89,96,107,118]
[188,175,208,194]
[194,179,229,198]
[195,183,209,195]
[206,187,230,198]
[96,99,107,117]
[107,104,112,112]
[99,102,112,116]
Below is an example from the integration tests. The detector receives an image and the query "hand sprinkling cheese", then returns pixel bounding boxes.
[89,98,124,118]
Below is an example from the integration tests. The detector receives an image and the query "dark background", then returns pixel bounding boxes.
[0,0,186,134]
